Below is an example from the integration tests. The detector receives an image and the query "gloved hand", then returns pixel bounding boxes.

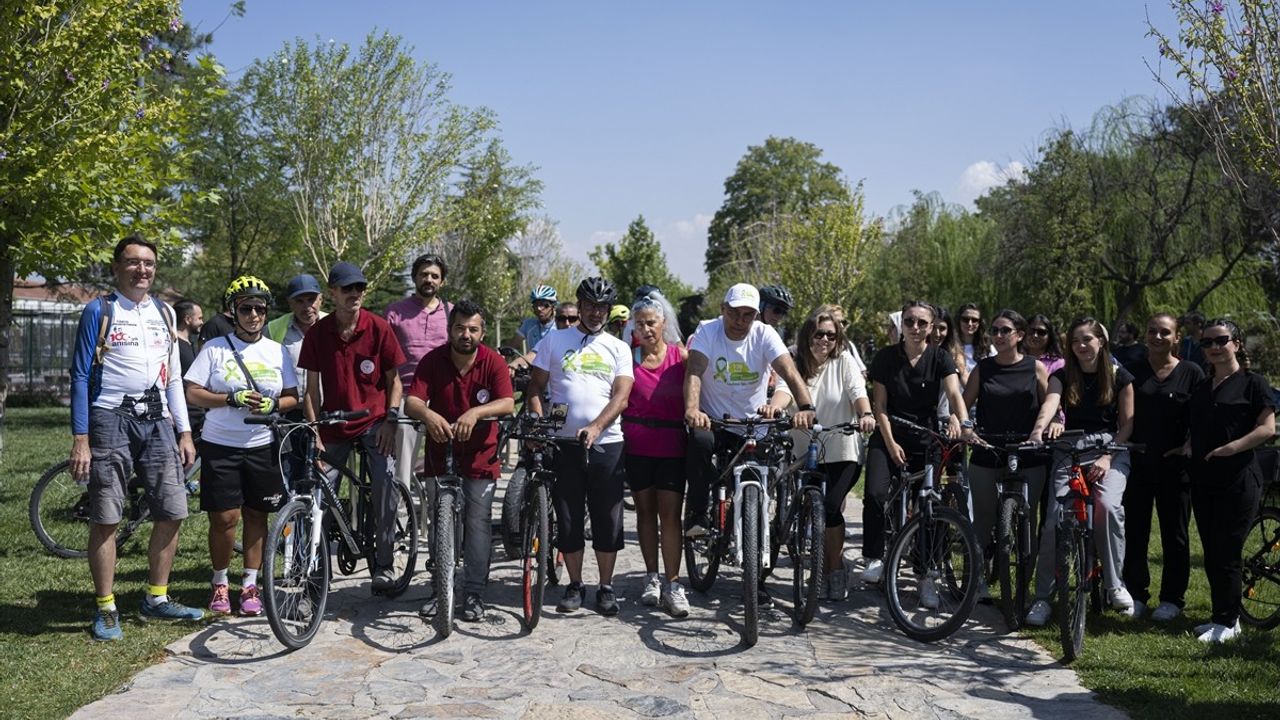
[230,389,256,408]
[255,396,276,415]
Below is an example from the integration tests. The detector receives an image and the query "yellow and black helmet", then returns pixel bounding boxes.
[224,275,272,309]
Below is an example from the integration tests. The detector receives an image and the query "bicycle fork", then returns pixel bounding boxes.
[732,463,771,569]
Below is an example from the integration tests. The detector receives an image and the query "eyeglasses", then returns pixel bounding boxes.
[991,326,1017,337]
[1028,328,1050,338]
[122,258,156,269]
[903,318,931,329]
[960,316,981,325]
[556,315,579,324]
[812,331,839,341]
[1198,335,1233,348]
[341,283,367,294]
[236,304,268,317]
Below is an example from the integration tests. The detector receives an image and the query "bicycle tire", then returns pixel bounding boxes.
[741,479,762,647]
[996,496,1022,630]
[767,475,790,578]
[792,487,825,627]
[521,483,550,631]
[1241,506,1280,629]
[684,487,723,593]
[386,480,419,596]
[432,487,457,637]
[1056,522,1088,662]
[501,466,529,560]
[263,499,330,650]
[883,506,981,643]
[30,461,95,558]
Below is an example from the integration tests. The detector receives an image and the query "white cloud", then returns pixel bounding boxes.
[955,160,1027,207]
[588,230,623,247]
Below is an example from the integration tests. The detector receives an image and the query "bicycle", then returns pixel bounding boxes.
[425,438,466,637]
[1042,431,1140,662]
[1240,444,1280,629]
[880,415,982,643]
[974,430,1048,631]
[29,447,221,559]
[253,411,419,650]
[683,415,793,647]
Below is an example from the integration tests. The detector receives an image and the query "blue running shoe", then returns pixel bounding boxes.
[139,598,205,622]
[92,609,122,641]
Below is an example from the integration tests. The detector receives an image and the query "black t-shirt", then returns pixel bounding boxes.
[1126,358,1204,458]
[1052,365,1134,434]
[198,312,236,346]
[870,344,958,434]
[1112,343,1147,368]
[1188,371,1275,478]
[972,355,1040,467]
[178,338,196,377]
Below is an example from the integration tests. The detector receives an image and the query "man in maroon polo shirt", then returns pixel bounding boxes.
[405,299,514,622]
[297,261,407,594]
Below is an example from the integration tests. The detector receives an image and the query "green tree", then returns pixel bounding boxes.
[242,31,494,290]
[705,137,851,289]
[590,215,691,304]
[0,1,217,448]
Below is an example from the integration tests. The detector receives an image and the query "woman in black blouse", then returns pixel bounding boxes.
[1184,319,1275,643]
[1025,317,1136,627]
[863,300,971,587]
[1121,313,1204,622]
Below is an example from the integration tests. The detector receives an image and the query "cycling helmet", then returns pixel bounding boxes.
[224,275,272,309]
[529,285,558,304]
[609,305,630,324]
[758,284,794,312]
[634,284,660,300]
[576,276,618,304]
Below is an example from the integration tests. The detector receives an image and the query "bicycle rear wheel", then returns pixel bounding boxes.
[741,480,762,647]
[1056,521,1089,662]
[884,506,981,642]
[30,461,94,559]
[264,499,330,650]
[684,486,723,593]
[501,466,529,559]
[386,480,419,597]
[521,483,550,632]
[791,487,825,627]
[1241,506,1280,629]
[432,487,457,637]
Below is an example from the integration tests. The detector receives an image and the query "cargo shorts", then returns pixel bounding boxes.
[88,407,189,525]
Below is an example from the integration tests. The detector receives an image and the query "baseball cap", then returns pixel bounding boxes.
[327,261,367,287]
[285,273,323,298]
[723,283,760,310]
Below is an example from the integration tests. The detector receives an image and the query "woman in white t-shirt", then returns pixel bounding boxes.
[775,306,876,601]
[184,277,298,617]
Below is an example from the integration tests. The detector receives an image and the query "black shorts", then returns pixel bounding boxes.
[625,454,686,494]
[199,441,286,513]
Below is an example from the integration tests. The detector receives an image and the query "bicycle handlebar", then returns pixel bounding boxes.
[243,409,369,426]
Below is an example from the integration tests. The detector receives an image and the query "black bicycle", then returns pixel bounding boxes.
[426,439,466,637]
[881,415,982,643]
[974,430,1048,631]
[251,411,419,650]
[1240,445,1280,630]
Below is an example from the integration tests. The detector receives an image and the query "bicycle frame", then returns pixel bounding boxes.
[732,459,772,568]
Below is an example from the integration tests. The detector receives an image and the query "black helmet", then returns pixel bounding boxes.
[759,284,794,312]
[576,277,617,304]
[634,284,660,300]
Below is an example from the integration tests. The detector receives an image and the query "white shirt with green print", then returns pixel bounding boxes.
[184,335,298,448]
[689,318,788,425]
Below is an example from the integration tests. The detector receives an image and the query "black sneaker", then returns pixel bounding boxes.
[461,593,485,622]
[556,582,586,613]
[596,585,619,616]
[371,568,396,594]
[756,586,774,609]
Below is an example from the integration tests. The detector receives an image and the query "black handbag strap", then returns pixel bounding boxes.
[225,334,261,394]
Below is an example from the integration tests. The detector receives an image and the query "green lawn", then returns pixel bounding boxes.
[0,408,215,720]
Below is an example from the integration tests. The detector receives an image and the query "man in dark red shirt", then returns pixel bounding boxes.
[405,299,514,622]
[298,261,406,594]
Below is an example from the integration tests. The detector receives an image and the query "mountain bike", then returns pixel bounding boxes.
[1241,445,1280,629]
[424,438,466,637]
[881,415,981,643]
[253,411,418,650]
[683,415,793,647]
[1043,431,1140,662]
[974,430,1048,631]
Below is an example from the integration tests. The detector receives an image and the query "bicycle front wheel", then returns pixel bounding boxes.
[1241,506,1280,629]
[996,496,1025,630]
[883,506,981,643]
[432,487,457,637]
[791,487,825,627]
[264,499,330,650]
[521,482,550,632]
[741,480,762,647]
[1055,521,1089,662]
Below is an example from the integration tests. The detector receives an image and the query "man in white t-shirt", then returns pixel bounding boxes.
[525,277,634,617]
[683,283,816,551]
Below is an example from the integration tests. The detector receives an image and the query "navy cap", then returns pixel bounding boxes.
[327,261,367,287]
[285,273,323,298]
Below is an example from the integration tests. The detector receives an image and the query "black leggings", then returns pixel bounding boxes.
[862,437,926,560]
[552,441,624,553]
[820,461,862,528]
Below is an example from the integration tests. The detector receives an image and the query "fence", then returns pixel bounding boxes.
[10,307,79,394]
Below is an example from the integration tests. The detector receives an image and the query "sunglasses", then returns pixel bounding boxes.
[1198,335,1233,348]
[903,318,931,329]
[960,316,981,325]
[991,326,1017,337]
[236,304,268,317]
[812,331,839,341]
[1028,328,1050,337]
[766,304,789,317]
[556,315,579,323]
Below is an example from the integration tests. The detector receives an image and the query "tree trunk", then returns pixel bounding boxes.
[1186,244,1250,313]
[1114,282,1142,327]
[0,233,14,460]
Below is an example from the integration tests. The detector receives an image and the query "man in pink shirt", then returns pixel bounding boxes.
[385,253,452,490]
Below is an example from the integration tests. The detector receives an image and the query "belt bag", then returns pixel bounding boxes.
[118,386,165,421]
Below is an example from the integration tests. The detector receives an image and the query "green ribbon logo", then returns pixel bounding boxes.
[714,356,728,382]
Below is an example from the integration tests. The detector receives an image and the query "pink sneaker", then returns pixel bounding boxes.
[209,583,231,614]
[239,585,262,616]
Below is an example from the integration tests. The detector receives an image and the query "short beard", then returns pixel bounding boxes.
[451,341,477,355]
[417,285,437,299]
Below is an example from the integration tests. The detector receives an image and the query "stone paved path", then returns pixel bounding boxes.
[73,495,1127,719]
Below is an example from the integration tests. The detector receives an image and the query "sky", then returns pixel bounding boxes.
[181,1,1184,288]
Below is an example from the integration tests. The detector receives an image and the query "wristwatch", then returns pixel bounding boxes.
[798,404,815,412]
[960,419,975,429]
[385,407,401,420]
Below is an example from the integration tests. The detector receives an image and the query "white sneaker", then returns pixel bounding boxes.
[1026,599,1052,627]
[920,571,941,610]
[640,573,662,607]
[1198,620,1241,643]
[827,568,848,601]
[1194,620,1216,635]
[1150,602,1182,622]
[661,582,690,618]
[861,559,884,584]
[1108,586,1136,615]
